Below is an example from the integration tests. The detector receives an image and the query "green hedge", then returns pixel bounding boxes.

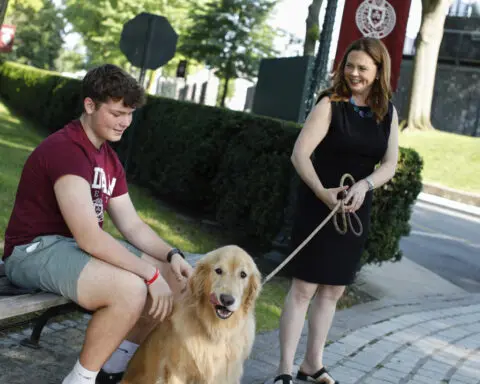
[364,148,423,264]
[117,97,299,242]
[0,61,82,130]
[0,61,423,265]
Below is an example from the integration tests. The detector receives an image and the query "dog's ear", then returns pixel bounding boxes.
[243,269,262,313]
[189,262,211,299]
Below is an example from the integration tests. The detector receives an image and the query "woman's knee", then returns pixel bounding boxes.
[316,284,345,302]
[290,279,318,304]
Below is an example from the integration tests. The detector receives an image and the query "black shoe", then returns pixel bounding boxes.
[96,369,124,384]
[273,374,294,384]
[297,367,339,383]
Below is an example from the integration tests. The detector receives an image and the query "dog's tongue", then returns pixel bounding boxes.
[209,293,221,306]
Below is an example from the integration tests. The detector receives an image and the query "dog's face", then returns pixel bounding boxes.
[190,245,261,321]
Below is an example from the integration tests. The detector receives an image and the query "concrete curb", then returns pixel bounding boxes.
[423,182,480,207]
[356,256,466,300]
[417,191,480,219]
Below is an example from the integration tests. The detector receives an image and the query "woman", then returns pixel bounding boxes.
[272,37,399,384]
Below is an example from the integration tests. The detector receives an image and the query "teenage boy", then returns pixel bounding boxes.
[3,64,193,384]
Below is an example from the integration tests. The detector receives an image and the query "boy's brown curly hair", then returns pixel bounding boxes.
[82,64,146,109]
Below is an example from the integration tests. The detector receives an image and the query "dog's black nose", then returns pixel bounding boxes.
[220,294,235,307]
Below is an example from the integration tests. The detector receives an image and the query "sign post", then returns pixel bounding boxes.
[120,12,178,173]
[137,17,154,86]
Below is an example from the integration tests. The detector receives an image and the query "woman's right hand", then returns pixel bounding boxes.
[147,274,173,321]
[317,185,349,211]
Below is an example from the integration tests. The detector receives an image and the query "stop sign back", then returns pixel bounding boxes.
[120,12,178,70]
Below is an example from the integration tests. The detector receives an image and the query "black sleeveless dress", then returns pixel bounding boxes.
[288,98,393,285]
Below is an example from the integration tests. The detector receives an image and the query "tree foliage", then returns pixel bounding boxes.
[54,45,86,73]
[4,0,64,70]
[6,0,44,14]
[180,0,279,107]
[63,0,200,69]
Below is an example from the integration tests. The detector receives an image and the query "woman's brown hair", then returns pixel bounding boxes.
[318,37,392,122]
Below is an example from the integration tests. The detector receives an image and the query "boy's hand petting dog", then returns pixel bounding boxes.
[170,253,193,291]
[147,275,173,320]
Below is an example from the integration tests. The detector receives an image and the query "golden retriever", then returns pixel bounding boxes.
[121,245,262,384]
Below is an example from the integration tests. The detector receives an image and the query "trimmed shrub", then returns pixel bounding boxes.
[44,76,83,131]
[363,148,423,265]
[211,123,298,241]
[0,61,81,130]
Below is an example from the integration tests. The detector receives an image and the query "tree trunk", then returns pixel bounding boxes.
[0,0,9,26]
[405,0,453,131]
[220,76,230,107]
[474,2,480,17]
[304,0,323,56]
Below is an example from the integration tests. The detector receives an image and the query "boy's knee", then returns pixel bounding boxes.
[117,274,148,314]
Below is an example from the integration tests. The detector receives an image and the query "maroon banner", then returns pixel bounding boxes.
[333,0,412,91]
[0,25,16,53]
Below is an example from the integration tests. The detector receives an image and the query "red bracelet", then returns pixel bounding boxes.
[145,268,160,286]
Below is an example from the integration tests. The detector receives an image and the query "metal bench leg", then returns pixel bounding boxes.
[20,303,82,349]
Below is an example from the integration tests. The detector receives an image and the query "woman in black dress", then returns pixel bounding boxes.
[272,38,399,384]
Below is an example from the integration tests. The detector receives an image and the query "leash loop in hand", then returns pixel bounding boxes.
[333,173,363,237]
[262,173,364,285]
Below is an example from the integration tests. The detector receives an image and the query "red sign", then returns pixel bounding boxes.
[333,0,412,91]
[0,24,16,53]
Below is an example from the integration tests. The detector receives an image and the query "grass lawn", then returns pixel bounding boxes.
[399,129,480,194]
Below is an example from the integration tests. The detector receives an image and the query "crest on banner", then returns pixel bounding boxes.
[355,0,396,39]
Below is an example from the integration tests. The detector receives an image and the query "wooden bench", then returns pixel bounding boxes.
[0,252,202,348]
[0,262,83,348]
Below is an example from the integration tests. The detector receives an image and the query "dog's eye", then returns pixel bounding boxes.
[240,271,247,279]
[215,268,223,275]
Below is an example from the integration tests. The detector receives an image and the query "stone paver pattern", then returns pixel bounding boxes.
[1,290,480,383]
[248,293,480,384]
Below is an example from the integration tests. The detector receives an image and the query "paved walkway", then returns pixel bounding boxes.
[1,293,480,383]
[248,293,480,384]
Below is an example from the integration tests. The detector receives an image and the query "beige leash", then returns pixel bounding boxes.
[262,174,363,286]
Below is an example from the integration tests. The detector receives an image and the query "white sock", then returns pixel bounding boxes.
[62,359,98,384]
[103,340,139,374]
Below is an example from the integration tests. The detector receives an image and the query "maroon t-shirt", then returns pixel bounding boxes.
[3,120,128,259]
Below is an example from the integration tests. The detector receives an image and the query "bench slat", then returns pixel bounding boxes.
[0,276,39,296]
[0,293,69,321]
[0,277,13,290]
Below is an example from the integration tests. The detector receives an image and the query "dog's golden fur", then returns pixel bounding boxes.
[121,245,262,384]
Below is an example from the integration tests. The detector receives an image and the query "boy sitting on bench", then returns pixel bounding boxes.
[2,64,193,384]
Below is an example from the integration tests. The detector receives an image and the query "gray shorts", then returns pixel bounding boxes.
[4,235,142,303]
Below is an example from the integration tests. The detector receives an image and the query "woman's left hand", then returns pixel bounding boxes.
[343,180,369,213]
